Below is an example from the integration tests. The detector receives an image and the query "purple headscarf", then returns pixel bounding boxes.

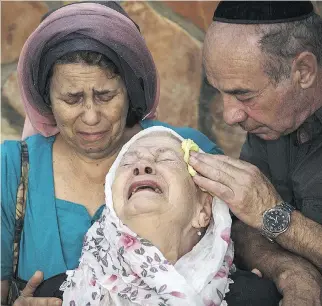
[18,2,159,139]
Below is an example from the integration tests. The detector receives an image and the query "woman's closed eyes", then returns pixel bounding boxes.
[120,149,180,167]
[58,89,119,105]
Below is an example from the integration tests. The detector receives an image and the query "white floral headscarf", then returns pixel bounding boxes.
[62,126,234,306]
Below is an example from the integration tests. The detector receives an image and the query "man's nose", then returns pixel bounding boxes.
[81,101,101,126]
[222,96,248,126]
[133,161,156,176]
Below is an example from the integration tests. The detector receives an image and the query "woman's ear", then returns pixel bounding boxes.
[192,193,212,229]
[292,51,317,89]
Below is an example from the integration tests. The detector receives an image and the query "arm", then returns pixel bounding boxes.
[232,220,322,303]
[240,134,322,267]
[1,141,20,303]
[276,211,322,270]
[1,143,62,306]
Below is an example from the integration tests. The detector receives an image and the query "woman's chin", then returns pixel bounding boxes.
[126,192,165,214]
[75,139,117,159]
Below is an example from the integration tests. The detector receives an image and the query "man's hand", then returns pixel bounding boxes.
[13,271,62,306]
[189,152,281,229]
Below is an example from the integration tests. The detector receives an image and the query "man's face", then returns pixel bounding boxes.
[203,23,309,141]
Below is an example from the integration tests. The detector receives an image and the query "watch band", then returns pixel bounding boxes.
[279,201,296,213]
[261,227,276,242]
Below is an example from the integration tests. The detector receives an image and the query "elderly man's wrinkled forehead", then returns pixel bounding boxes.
[123,132,183,160]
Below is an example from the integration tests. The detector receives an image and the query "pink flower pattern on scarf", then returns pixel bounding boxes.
[120,233,141,251]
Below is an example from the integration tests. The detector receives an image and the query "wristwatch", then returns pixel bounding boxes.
[261,201,295,243]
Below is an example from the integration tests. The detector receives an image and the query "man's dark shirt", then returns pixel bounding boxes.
[240,107,322,225]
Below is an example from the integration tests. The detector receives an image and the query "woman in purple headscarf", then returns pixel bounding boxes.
[1,2,222,305]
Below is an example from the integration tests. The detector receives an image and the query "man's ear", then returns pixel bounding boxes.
[292,51,317,89]
[191,192,212,229]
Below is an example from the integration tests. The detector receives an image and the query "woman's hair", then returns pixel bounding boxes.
[46,51,120,96]
[52,50,119,77]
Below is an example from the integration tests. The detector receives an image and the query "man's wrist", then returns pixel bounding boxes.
[261,201,296,242]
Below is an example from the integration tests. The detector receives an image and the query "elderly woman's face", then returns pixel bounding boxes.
[112,133,199,228]
[50,63,129,158]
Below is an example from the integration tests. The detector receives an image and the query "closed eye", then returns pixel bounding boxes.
[156,154,178,163]
[236,96,254,103]
[120,161,136,167]
[95,93,116,103]
[157,158,176,163]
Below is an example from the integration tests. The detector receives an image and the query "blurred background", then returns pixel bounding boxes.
[2,1,322,157]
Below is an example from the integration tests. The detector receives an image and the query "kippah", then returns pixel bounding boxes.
[213,1,314,24]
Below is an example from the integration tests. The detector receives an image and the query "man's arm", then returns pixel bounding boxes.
[239,133,322,268]
[276,211,322,270]
[232,220,322,304]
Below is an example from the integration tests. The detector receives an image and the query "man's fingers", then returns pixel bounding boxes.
[190,151,251,171]
[190,152,265,189]
[14,297,62,306]
[189,156,236,188]
[21,271,44,297]
[251,268,263,278]
[193,174,235,202]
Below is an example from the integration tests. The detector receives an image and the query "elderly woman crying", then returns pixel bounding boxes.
[61,126,234,306]
[1,2,221,305]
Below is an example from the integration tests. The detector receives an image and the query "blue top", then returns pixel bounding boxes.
[1,119,222,281]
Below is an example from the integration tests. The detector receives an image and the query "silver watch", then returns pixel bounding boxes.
[261,201,295,243]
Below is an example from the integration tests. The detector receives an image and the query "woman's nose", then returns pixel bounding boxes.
[81,102,101,126]
[133,162,155,176]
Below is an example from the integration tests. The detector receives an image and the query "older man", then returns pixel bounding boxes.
[189,1,322,305]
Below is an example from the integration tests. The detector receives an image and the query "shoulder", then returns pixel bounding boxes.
[25,134,55,154]
[140,119,223,154]
[2,134,55,191]
[1,139,22,172]
[2,134,53,152]
[2,134,53,161]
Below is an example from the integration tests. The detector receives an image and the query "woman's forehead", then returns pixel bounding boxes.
[127,134,182,153]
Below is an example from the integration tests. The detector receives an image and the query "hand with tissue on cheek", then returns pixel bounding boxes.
[188,152,281,230]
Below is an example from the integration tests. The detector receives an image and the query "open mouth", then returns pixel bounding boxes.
[128,180,163,199]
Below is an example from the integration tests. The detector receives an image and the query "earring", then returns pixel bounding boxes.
[197,230,202,236]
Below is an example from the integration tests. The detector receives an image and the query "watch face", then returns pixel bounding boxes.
[263,208,290,233]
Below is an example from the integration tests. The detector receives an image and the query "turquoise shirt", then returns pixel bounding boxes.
[1,120,222,281]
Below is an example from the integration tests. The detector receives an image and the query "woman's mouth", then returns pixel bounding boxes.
[128,180,163,199]
[77,131,106,142]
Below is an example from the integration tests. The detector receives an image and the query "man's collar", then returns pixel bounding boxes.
[296,106,322,145]
[314,107,322,124]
